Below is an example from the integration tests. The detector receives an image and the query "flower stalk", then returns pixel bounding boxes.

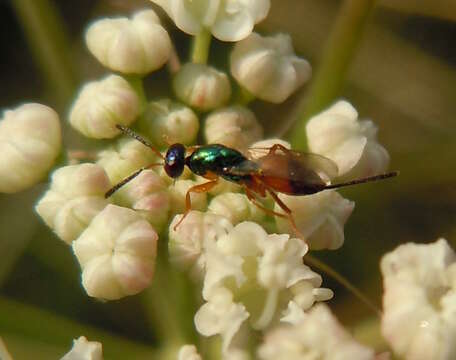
[290,0,377,150]
[11,0,76,108]
[191,29,212,64]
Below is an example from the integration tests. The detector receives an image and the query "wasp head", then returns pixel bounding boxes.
[164,143,186,178]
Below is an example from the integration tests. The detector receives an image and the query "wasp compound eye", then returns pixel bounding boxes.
[164,143,186,178]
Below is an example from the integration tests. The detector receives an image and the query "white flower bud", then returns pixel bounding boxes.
[36,164,110,244]
[178,345,202,360]
[173,63,231,111]
[208,192,264,225]
[96,137,158,184]
[231,33,311,103]
[381,238,456,360]
[61,336,103,360]
[69,75,140,139]
[275,191,354,250]
[114,170,169,233]
[86,10,171,75]
[168,211,233,276]
[205,106,263,151]
[306,100,390,178]
[0,103,61,193]
[168,179,208,215]
[151,0,270,42]
[139,99,199,147]
[258,304,375,360]
[73,204,158,300]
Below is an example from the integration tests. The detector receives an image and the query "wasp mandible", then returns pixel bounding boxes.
[106,125,398,235]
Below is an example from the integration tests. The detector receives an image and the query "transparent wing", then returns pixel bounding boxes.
[247,147,339,183]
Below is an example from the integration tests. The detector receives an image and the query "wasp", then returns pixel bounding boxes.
[106,125,398,235]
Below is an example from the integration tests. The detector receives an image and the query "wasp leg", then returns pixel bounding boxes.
[173,179,219,230]
[243,186,288,219]
[267,143,291,155]
[265,187,306,240]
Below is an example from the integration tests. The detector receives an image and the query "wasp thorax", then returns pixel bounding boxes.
[164,143,186,178]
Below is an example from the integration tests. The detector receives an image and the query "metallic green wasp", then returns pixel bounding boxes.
[106,125,398,234]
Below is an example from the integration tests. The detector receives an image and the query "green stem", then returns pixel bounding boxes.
[11,0,76,109]
[191,29,212,64]
[141,263,182,345]
[141,242,196,346]
[126,76,148,112]
[236,86,256,106]
[0,296,156,359]
[290,0,377,149]
[304,254,382,317]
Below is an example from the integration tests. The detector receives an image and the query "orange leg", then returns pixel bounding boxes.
[173,179,219,230]
[267,143,291,155]
[243,186,289,219]
[266,187,305,240]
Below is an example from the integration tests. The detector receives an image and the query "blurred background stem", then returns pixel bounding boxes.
[0,296,156,359]
[11,0,76,110]
[290,0,377,149]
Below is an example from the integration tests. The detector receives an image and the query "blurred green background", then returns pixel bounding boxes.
[0,0,455,358]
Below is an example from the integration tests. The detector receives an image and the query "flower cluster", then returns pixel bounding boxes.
[381,238,456,360]
[3,1,436,359]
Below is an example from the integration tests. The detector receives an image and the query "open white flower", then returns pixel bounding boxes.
[204,106,263,151]
[306,100,389,178]
[69,75,140,139]
[0,103,61,193]
[168,211,233,277]
[35,164,111,244]
[61,336,103,360]
[178,344,202,360]
[151,0,270,42]
[113,170,170,233]
[73,204,158,300]
[276,190,354,250]
[86,10,171,75]
[381,238,456,360]
[173,63,231,111]
[195,222,332,353]
[195,287,250,354]
[139,99,199,147]
[231,33,311,103]
[96,137,158,184]
[258,304,375,360]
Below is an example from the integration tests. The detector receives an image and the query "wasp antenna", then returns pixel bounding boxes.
[116,125,165,160]
[324,171,399,190]
[105,162,164,198]
[105,167,144,198]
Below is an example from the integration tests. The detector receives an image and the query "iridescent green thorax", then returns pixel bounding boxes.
[186,144,252,183]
